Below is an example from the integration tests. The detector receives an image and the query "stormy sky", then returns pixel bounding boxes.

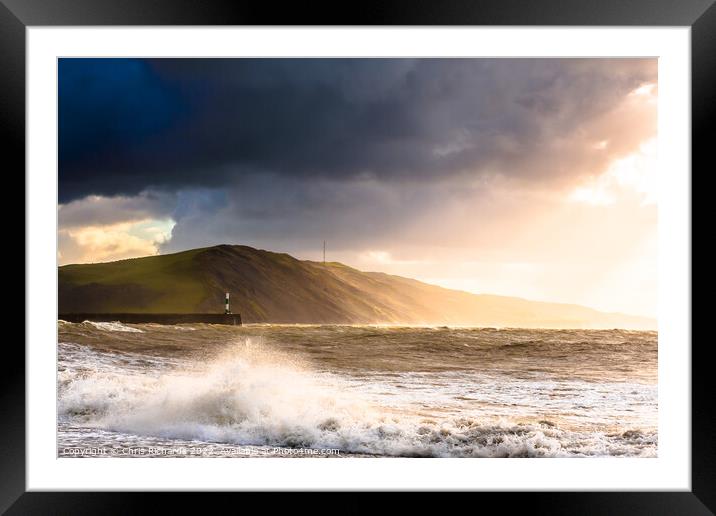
[58,58,658,317]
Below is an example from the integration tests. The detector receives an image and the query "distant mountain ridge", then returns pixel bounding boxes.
[58,244,656,330]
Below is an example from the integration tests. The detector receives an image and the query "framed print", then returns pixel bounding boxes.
[7,0,711,512]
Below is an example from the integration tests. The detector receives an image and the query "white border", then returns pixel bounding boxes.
[27,27,691,491]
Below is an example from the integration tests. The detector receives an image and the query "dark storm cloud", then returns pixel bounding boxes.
[160,176,440,254]
[58,58,656,203]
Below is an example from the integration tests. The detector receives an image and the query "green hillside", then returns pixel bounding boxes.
[58,244,656,329]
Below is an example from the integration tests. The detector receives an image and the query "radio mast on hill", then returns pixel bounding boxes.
[323,241,326,265]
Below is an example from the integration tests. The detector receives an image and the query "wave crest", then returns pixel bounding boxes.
[58,338,656,457]
[84,321,144,333]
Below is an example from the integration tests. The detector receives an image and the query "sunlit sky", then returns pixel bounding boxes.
[58,58,657,318]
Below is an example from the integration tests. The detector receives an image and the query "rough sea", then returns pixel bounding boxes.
[58,322,657,458]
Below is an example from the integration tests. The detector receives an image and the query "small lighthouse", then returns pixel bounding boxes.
[224,292,231,314]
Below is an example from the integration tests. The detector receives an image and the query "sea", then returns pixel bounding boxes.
[57,321,657,458]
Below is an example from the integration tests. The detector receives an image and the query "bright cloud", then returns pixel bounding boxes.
[569,138,657,206]
[58,219,175,265]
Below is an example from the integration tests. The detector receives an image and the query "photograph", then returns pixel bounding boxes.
[57,57,659,459]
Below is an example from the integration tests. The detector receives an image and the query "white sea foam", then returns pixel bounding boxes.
[57,337,657,458]
[85,321,144,333]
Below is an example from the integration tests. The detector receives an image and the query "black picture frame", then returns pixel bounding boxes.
[5,0,710,513]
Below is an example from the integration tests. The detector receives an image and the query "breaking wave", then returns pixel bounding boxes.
[85,321,144,333]
[58,337,656,458]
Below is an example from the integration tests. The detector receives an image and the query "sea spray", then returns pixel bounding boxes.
[58,323,658,457]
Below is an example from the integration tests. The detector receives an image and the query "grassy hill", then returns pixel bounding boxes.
[58,244,656,329]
